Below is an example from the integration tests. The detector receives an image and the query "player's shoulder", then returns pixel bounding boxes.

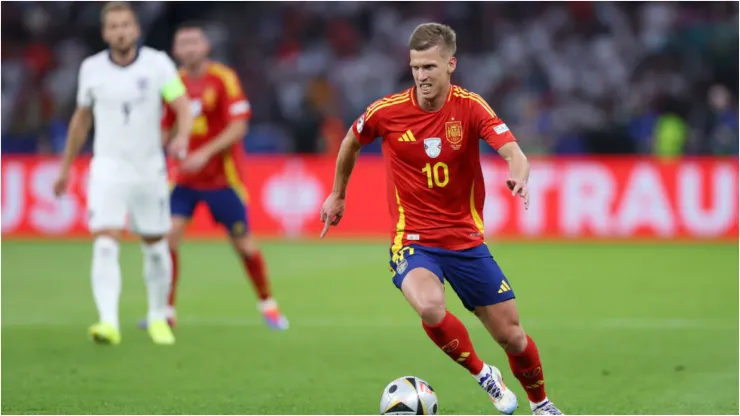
[365,88,415,121]
[138,46,173,65]
[80,50,109,71]
[450,85,485,105]
[207,61,237,76]
[206,62,239,82]
[206,61,242,91]
[449,85,497,117]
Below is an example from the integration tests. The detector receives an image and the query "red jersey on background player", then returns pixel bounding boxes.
[140,21,288,331]
[320,24,562,415]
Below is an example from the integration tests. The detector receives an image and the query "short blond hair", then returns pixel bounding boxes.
[100,1,136,25]
[409,23,457,56]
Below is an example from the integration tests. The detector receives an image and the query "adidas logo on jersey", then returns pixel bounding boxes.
[398,130,417,142]
[498,281,512,294]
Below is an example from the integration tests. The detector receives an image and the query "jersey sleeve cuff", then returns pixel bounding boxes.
[352,124,374,145]
[488,132,517,151]
[228,114,251,123]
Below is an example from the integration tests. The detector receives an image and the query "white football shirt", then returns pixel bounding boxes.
[77,46,181,181]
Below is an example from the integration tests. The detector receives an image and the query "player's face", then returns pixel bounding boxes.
[410,46,456,100]
[103,10,140,53]
[173,28,210,67]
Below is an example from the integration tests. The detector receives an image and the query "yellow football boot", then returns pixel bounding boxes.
[88,322,121,345]
[147,319,175,345]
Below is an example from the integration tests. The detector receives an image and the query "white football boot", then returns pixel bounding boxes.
[475,364,518,414]
[531,399,564,415]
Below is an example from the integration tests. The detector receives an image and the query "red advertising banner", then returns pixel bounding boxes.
[2,155,738,240]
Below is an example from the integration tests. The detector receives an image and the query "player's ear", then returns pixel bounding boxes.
[448,56,457,75]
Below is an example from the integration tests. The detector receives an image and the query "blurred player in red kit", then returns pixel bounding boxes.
[141,21,288,331]
[320,23,562,415]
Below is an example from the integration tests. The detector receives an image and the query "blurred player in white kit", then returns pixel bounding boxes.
[53,2,193,346]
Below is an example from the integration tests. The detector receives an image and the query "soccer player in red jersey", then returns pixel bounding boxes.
[141,21,288,331]
[320,23,562,415]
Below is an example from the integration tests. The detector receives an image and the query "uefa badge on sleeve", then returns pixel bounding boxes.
[424,137,442,158]
[357,114,365,133]
[493,124,510,135]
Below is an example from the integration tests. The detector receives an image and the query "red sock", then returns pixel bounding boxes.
[506,335,547,403]
[242,251,271,301]
[422,311,485,375]
[167,249,179,308]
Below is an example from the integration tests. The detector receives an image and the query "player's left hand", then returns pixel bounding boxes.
[506,178,529,210]
[168,133,189,160]
[180,149,210,174]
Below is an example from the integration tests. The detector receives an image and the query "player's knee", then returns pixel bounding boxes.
[167,234,179,252]
[93,235,119,262]
[168,217,188,249]
[141,237,169,274]
[232,234,259,256]
[417,301,446,325]
[494,324,527,354]
[410,286,446,324]
[402,269,446,324]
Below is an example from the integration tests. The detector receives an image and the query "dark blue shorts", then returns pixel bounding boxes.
[389,243,515,311]
[170,185,249,236]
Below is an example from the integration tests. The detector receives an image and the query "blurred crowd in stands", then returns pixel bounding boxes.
[2,1,738,156]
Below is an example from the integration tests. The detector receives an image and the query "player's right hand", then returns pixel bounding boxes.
[53,173,69,197]
[506,178,530,210]
[320,193,346,238]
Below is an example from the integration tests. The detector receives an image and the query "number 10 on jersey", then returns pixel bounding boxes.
[422,162,449,188]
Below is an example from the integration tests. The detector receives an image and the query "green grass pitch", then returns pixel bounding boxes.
[1,240,738,415]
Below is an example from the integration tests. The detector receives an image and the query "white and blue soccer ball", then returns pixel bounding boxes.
[380,376,438,415]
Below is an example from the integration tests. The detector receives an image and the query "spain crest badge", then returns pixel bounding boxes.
[202,87,217,110]
[445,121,463,150]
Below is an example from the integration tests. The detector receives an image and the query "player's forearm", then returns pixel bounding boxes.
[498,142,530,182]
[170,96,194,140]
[60,108,92,173]
[506,151,530,182]
[202,121,247,158]
[509,153,529,182]
[331,131,362,198]
[161,129,172,146]
[175,112,193,140]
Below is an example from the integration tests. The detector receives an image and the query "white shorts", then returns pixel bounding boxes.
[86,177,172,236]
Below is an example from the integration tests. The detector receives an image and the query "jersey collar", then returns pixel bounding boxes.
[412,84,454,113]
[107,44,141,68]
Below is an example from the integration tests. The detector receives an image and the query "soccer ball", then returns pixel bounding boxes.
[380,376,438,415]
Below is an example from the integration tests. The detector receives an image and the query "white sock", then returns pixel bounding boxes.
[142,239,172,323]
[258,298,277,312]
[474,365,491,381]
[91,236,121,330]
[530,398,549,410]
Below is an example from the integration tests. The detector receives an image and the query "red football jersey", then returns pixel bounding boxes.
[162,61,252,190]
[351,85,516,252]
